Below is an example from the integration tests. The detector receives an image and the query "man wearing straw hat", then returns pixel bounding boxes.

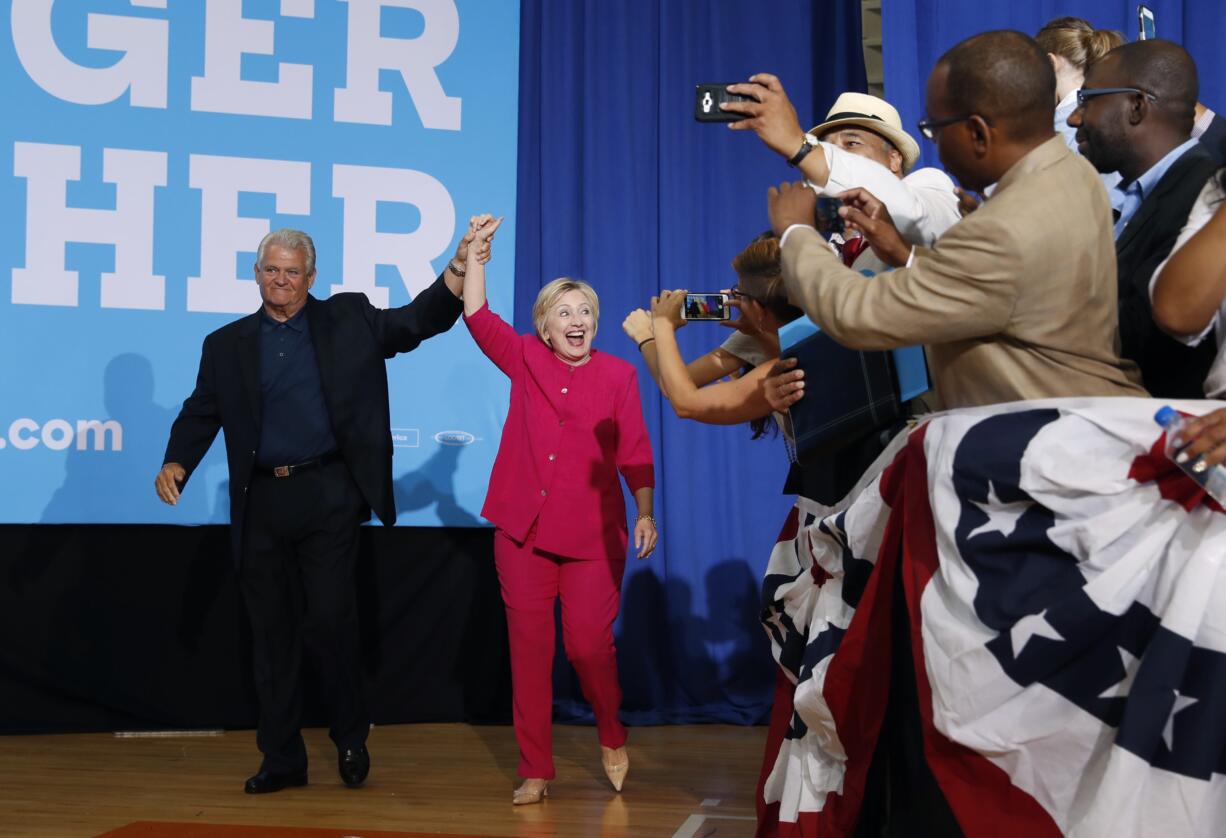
[785,90,960,265]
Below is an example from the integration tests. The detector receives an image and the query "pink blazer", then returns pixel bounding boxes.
[465,303,654,561]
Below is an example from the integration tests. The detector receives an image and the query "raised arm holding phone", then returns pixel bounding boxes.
[719,78,960,252]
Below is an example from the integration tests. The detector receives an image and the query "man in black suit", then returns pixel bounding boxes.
[155,225,489,793]
[1068,39,1218,398]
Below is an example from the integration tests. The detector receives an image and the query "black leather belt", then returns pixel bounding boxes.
[257,450,337,478]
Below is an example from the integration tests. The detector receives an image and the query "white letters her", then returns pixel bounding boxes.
[15,145,455,312]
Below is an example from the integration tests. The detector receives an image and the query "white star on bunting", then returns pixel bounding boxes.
[1009,608,1064,658]
[1163,690,1198,751]
[1098,646,1141,699]
[765,610,788,638]
[968,480,1033,540]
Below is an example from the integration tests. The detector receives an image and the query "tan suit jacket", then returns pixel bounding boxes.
[782,135,1146,409]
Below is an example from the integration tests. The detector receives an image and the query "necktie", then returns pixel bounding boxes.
[1113,182,1143,239]
[841,235,868,267]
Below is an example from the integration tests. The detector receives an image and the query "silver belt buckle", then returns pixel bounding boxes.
[273,465,291,478]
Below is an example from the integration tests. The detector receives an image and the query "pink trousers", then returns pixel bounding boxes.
[494,527,628,779]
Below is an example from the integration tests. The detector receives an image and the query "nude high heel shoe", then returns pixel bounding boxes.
[601,746,629,792]
[512,778,550,805]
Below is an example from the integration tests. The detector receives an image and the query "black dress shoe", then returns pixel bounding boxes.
[244,768,308,794]
[338,745,370,788]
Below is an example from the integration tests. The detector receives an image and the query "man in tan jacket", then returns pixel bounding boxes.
[728,30,1145,409]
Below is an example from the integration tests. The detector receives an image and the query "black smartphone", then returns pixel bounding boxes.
[815,196,845,234]
[1138,5,1155,40]
[682,292,729,321]
[695,83,757,123]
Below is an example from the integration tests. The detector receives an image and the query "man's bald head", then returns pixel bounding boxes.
[1104,39,1198,128]
[924,31,1057,191]
[936,30,1055,141]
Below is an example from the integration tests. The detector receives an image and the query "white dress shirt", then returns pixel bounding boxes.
[810,142,960,247]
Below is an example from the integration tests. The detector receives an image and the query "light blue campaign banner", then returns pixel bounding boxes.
[0,0,518,526]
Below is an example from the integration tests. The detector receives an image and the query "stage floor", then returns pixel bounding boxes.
[0,723,764,837]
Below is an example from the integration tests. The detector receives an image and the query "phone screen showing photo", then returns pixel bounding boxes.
[683,293,728,320]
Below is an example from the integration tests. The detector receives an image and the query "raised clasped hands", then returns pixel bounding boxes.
[651,289,688,331]
[467,213,503,247]
[454,213,501,265]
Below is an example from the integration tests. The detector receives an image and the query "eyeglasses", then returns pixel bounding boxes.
[729,287,762,305]
[1074,87,1158,109]
[917,114,975,140]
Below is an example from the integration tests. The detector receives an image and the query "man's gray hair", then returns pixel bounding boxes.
[256,228,317,275]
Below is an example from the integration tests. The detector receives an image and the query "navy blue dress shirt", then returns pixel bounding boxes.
[256,307,337,467]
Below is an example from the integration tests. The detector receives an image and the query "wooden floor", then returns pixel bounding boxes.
[0,723,766,838]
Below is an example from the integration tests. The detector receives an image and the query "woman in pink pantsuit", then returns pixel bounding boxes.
[458,215,657,805]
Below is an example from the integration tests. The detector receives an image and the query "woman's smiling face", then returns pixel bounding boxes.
[542,288,597,361]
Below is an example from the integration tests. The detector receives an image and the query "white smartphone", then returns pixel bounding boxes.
[682,293,729,321]
[1138,5,1156,40]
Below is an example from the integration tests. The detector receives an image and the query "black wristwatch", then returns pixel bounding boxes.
[787,133,819,167]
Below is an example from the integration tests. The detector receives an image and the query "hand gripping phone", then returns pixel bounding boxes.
[695,83,757,123]
[682,292,730,321]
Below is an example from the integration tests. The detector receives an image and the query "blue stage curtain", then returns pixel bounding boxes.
[513,0,864,724]
[883,1,1226,173]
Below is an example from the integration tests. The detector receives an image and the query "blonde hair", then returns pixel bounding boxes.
[532,278,600,342]
[1036,17,1124,74]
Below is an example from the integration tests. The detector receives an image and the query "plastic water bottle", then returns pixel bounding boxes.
[1154,406,1226,504]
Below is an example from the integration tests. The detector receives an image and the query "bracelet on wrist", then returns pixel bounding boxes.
[637,337,656,351]
[636,513,657,528]
[448,259,467,277]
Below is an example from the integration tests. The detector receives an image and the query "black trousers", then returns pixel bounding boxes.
[240,458,369,772]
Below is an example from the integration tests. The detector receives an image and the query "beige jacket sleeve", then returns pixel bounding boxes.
[780,212,1023,350]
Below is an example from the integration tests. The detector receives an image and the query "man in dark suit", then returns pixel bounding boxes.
[1068,39,1218,398]
[154,225,489,793]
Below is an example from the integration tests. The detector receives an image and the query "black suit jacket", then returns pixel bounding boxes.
[1199,112,1226,167]
[1116,144,1219,398]
[164,275,463,563]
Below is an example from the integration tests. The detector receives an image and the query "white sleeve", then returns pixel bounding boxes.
[719,330,767,366]
[779,224,814,251]
[1148,175,1225,347]
[817,144,961,247]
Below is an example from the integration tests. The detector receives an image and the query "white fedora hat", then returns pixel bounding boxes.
[809,92,921,173]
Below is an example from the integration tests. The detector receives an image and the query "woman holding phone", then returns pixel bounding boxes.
[459,214,657,805]
[622,233,801,427]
